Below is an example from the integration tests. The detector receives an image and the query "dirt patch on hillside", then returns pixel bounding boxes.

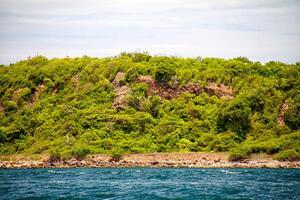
[138,75,181,99]
[0,104,4,112]
[112,74,234,110]
[112,72,131,110]
[137,76,234,100]
[71,74,80,85]
[28,83,44,106]
[205,81,234,100]
[112,72,126,87]
[12,88,25,101]
[277,99,289,126]
[113,86,131,110]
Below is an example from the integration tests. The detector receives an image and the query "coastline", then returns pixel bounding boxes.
[0,152,299,169]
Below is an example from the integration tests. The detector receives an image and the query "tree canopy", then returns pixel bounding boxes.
[0,52,299,161]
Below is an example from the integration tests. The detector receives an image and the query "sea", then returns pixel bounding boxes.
[0,168,299,199]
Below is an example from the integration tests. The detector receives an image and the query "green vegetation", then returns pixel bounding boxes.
[0,53,299,161]
[275,149,300,161]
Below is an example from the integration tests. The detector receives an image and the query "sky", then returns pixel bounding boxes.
[0,0,300,64]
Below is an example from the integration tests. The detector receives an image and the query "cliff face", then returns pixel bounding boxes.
[0,54,299,161]
[112,72,234,110]
[137,76,234,100]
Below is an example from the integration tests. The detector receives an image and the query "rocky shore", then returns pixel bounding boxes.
[1,153,299,169]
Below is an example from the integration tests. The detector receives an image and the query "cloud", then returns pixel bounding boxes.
[0,0,299,64]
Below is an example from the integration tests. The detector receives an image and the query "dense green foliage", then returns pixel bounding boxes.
[0,53,299,160]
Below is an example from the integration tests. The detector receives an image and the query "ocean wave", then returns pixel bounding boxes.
[220,169,241,174]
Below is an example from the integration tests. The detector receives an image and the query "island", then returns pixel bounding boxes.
[0,52,299,168]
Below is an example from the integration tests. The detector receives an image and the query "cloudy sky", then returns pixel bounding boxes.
[0,0,299,64]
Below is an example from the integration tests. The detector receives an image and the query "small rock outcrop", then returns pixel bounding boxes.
[113,86,131,110]
[112,72,126,87]
[137,76,234,100]
[28,83,45,106]
[277,99,289,126]
[0,104,4,112]
[112,74,234,110]
[112,72,131,110]
[205,81,234,100]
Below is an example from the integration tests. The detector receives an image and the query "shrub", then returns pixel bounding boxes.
[60,150,73,160]
[3,101,17,112]
[48,149,61,162]
[0,144,17,154]
[228,147,250,161]
[125,66,140,82]
[109,150,123,162]
[250,141,280,154]
[72,145,90,160]
[275,149,300,161]
[210,132,237,152]
[28,55,48,67]
[20,88,32,102]
[217,98,251,138]
[121,52,151,62]
[279,131,300,150]
[176,138,193,152]
[285,103,300,130]
[154,65,175,85]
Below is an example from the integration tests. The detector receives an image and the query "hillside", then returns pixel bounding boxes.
[0,52,299,161]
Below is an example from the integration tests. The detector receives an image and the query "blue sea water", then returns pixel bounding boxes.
[0,168,299,200]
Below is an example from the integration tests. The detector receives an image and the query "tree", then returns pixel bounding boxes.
[154,65,175,85]
[217,98,251,139]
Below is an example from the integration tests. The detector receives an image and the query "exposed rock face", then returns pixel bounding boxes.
[137,76,234,100]
[111,74,233,110]
[0,104,5,112]
[113,86,131,110]
[28,83,45,105]
[137,75,180,99]
[205,81,234,100]
[112,72,131,110]
[278,99,289,126]
[112,72,126,87]
[70,74,80,88]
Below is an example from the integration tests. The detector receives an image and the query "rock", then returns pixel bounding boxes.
[112,72,126,87]
[150,161,159,165]
[66,159,79,166]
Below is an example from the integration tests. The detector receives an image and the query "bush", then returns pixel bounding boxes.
[125,66,140,82]
[250,141,280,154]
[3,101,17,112]
[109,150,123,162]
[72,145,90,160]
[285,103,300,130]
[176,138,193,152]
[217,98,251,138]
[210,132,237,152]
[279,131,300,150]
[228,147,250,161]
[48,149,61,162]
[28,55,48,67]
[275,149,300,161]
[19,88,32,102]
[154,65,175,85]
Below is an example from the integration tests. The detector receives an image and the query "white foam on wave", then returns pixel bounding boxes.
[47,170,65,174]
[220,169,241,174]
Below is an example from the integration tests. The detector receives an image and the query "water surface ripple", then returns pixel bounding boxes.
[0,168,299,199]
